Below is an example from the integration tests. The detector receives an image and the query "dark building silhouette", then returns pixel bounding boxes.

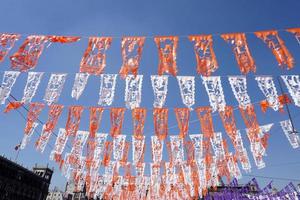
[0,155,53,200]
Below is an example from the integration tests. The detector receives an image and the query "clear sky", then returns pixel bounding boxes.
[0,0,300,191]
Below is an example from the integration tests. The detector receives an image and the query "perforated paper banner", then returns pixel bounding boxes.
[151,136,164,164]
[21,72,44,103]
[65,106,84,136]
[20,122,38,149]
[280,120,300,149]
[151,75,168,108]
[0,33,20,62]
[124,75,143,109]
[177,76,195,109]
[71,73,90,100]
[0,71,20,104]
[43,73,67,105]
[228,76,251,109]
[281,75,300,107]
[50,128,68,162]
[98,74,117,106]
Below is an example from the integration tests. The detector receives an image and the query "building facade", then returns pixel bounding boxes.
[0,155,53,200]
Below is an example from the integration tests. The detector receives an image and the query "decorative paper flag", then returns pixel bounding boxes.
[98,74,117,106]
[86,133,108,170]
[110,108,125,138]
[35,104,64,152]
[20,122,38,149]
[287,28,300,44]
[177,76,195,109]
[80,37,112,75]
[189,35,218,76]
[210,132,226,160]
[219,106,251,172]
[195,107,215,139]
[281,75,300,107]
[259,123,273,149]
[185,140,195,165]
[119,37,145,78]
[69,130,89,165]
[71,73,90,100]
[44,73,67,105]
[48,36,80,43]
[280,120,300,149]
[226,153,242,180]
[21,72,44,103]
[151,136,164,165]
[50,128,68,162]
[113,135,126,161]
[174,108,190,138]
[181,161,195,196]
[202,76,226,112]
[132,108,146,139]
[24,102,45,134]
[221,33,256,74]
[65,105,84,136]
[153,108,168,140]
[255,76,281,111]
[0,71,20,104]
[132,136,145,165]
[190,134,204,161]
[89,107,104,139]
[154,36,178,76]
[0,33,20,62]
[10,35,49,71]
[120,141,130,165]
[255,30,294,69]
[4,101,23,113]
[151,75,168,108]
[124,75,143,109]
[169,135,184,166]
[228,76,251,109]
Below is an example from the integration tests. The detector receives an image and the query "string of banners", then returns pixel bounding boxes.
[0,27,300,75]
[0,71,298,112]
[4,101,300,199]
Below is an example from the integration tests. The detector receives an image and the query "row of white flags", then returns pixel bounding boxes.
[1,71,300,111]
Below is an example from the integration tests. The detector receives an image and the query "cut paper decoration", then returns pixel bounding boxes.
[255,30,294,69]
[10,35,49,71]
[151,75,168,108]
[281,75,300,107]
[153,108,168,140]
[280,120,300,149]
[120,37,145,78]
[169,135,184,166]
[50,128,68,163]
[35,104,64,153]
[228,76,251,109]
[210,132,226,160]
[287,28,300,45]
[189,35,218,76]
[132,136,145,165]
[69,130,89,166]
[154,36,178,76]
[132,108,146,139]
[71,73,90,100]
[0,33,20,62]
[86,133,107,170]
[255,76,281,111]
[151,136,164,164]
[195,107,215,139]
[48,36,80,43]
[89,107,104,139]
[113,135,126,161]
[4,101,23,113]
[0,71,20,104]
[80,37,112,75]
[24,102,45,134]
[221,33,255,74]
[43,73,67,105]
[202,76,226,112]
[21,72,44,103]
[190,134,204,161]
[20,122,38,150]
[124,75,143,109]
[174,108,190,138]
[98,74,117,106]
[110,108,125,138]
[177,76,195,109]
[65,105,84,136]
[219,106,251,172]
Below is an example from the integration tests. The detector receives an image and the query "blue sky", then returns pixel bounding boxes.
[0,0,300,191]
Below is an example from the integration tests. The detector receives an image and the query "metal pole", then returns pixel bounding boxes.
[277,76,297,132]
